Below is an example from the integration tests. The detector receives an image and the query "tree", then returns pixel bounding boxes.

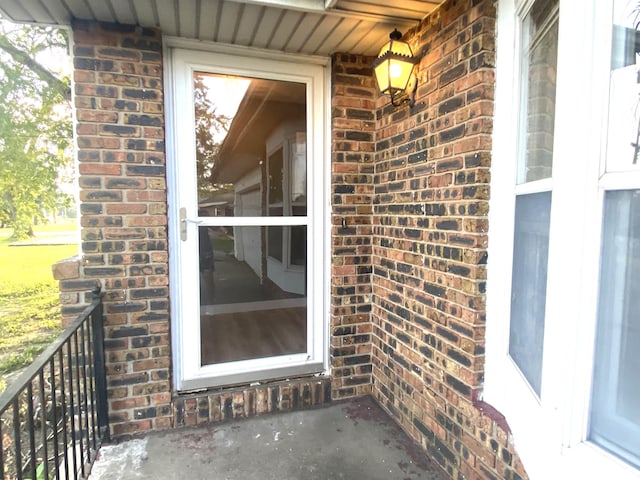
[0,22,71,239]
[193,74,233,201]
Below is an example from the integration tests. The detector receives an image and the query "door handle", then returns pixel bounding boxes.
[179,207,202,241]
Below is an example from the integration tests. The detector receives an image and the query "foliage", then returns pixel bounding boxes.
[0,21,72,239]
[0,226,76,386]
[0,284,63,377]
[24,461,51,480]
[193,74,234,200]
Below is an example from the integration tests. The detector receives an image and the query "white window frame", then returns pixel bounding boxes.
[164,39,331,391]
[265,125,307,294]
[486,0,640,478]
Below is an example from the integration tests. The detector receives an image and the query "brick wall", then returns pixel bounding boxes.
[368,1,528,479]
[69,21,172,436]
[330,54,377,399]
[172,378,332,427]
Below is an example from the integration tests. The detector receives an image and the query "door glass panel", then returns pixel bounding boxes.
[193,71,309,367]
[589,195,640,469]
[193,72,307,216]
[517,0,559,184]
[199,225,307,365]
[509,191,551,397]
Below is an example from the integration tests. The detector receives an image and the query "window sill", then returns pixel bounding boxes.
[561,442,640,480]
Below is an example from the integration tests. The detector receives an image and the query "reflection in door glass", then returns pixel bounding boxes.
[198,226,307,365]
[193,72,309,366]
[193,72,307,216]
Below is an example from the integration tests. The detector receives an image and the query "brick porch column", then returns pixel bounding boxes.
[71,21,172,436]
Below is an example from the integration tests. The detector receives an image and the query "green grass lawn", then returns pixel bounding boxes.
[0,221,78,388]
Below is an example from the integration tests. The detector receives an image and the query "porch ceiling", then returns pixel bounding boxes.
[0,0,442,56]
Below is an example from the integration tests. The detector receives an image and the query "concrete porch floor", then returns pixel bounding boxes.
[89,396,447,480]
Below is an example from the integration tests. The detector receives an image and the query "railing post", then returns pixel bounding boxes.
[89,286,110,443]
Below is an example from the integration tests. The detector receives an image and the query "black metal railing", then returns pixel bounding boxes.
[0,287,109,480]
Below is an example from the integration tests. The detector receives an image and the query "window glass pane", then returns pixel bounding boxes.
[509,191,552,396]
[607,1,640,171]
[589,190,640,469]
[199,225,307,365]
[517,0,559,184]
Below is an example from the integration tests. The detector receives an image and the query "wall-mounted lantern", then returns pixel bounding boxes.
[372,29,419,107]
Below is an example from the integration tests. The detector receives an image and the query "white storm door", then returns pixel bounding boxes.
[167,46,328,391]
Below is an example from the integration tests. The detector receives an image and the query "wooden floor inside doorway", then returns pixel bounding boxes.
[200,306,306,364]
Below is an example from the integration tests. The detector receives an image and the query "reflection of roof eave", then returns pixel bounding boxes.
[213,79,306,183]
[215,153,263,184]
[216,85,260,161]
[212,84,259,183]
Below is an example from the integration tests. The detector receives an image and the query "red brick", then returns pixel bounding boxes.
[79,163,122,175]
